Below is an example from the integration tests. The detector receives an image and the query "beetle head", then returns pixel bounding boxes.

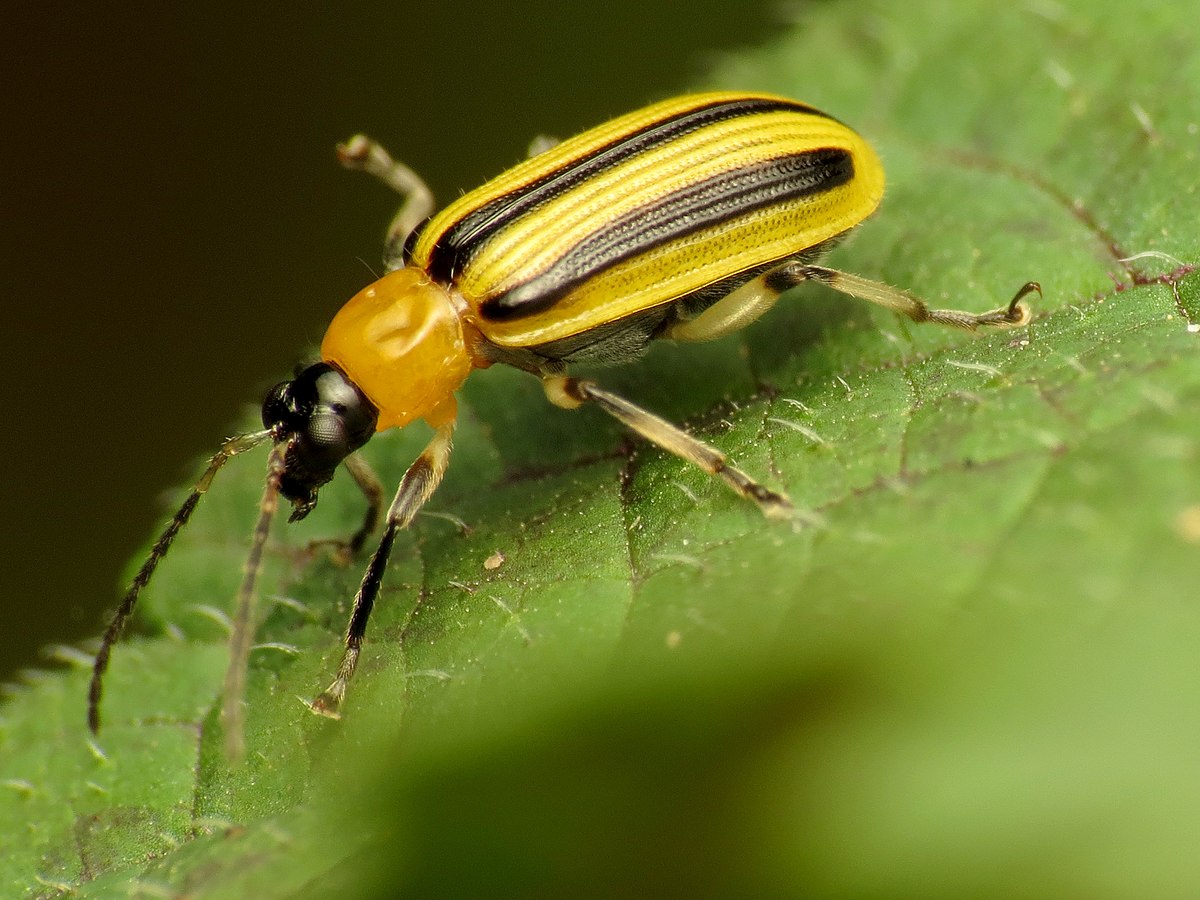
[261,362,378,520]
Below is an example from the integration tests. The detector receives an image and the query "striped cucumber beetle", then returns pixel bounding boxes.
[89,92,1038,741]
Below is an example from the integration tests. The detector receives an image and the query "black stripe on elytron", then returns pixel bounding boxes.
[479,147,854,322]
[425,96,827,282]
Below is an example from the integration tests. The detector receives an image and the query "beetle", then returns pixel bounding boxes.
[88,91,1038,740]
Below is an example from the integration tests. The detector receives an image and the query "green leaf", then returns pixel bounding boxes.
[5,0,1199,895]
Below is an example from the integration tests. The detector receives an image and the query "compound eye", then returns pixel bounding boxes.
[304,411,350,459]
[312,368,377,449]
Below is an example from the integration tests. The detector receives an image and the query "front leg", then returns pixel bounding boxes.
[303,453,385,564]
[543,376,792,520]
[337,134,436,272]
[309,421,456,718]
[342,453,384,556]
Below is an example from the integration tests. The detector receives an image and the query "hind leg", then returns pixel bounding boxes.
[666,259,1037,343]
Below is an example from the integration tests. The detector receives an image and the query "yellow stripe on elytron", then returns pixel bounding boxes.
[461,111,853,295]
[482,166,884,346]
[410,92,785,266]
[410,92,886,347]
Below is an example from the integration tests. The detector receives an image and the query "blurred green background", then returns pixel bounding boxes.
[1,2,779,681]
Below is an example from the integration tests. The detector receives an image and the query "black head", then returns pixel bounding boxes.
[262,362,378,520]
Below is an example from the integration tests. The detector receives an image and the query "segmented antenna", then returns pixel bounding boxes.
[221,445,285,761]
[87,428,275,734]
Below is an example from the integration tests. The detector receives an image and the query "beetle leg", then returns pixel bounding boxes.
[303,453,385,563]
[664,265,795,343]
[667,261,1038,342]
[782,263,1039,330]
[793,265,1038,329]
[309,421,456,718]
[543,375,792,519]
[337,134,435,271]
[341,453,384,556]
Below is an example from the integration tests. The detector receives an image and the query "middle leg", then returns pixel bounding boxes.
[543,375,792,520]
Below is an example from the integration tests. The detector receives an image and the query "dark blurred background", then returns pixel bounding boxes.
[1,3,781,682]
